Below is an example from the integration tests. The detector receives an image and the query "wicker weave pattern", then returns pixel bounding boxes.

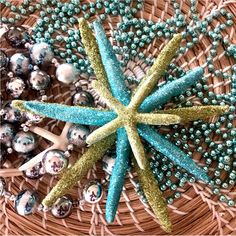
[1,0,236,235]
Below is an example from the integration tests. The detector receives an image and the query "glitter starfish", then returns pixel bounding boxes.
[13,19,229,233]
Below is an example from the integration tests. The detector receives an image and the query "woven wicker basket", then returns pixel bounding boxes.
[1,0,236,235]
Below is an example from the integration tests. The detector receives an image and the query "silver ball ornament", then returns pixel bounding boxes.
[28,70,50,91]
[10,53,30,75]
[6,77,26,98]
[67,124,90,148]
[51,195,73,218]
[30,42,54,66]
[15,190,39,216]
[12,131,38,153]
[83,181,103,204]
[42,149,68,175]
[0,123,15,146]
[56,63,79,84]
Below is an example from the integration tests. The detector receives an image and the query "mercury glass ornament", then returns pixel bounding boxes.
[42,149,68,175]
[2,106,23,123]
[72,90,94,107]
[23,160,44,179]
[102,152,116,175]
[0,50,9,70]
[66,124,90,148]
[9,53,30,75]
[0,123,15,146]
[15,190,39,216]
[51,195,73,218]
[5,26,30,47]
[56,63,79,84]
[30,42,54,66]
[83,181,103,204]
[28,70,51,91]
[6,77,26,98]
[0,177,6,196]
[12,131,38,153]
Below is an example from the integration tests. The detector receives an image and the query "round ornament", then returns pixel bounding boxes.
[5,26,30,47]
[0,123,15,146]
[72,90,94,107]
[6,76,26,98]
[14,190,39,216]
[67,124,90,148]
[42,149,68,175]
[51,195,73,218]
[2,106,23,123]
[23,160,44,179]
[0,177,6,196]
[12,131,38,153]
[102,152,116,175]
[83,181,103,204]
[28,70,51,91]
[30,42,54,66]
[56,63,79,84]
[0,50,9,69]
[9,53,30,75]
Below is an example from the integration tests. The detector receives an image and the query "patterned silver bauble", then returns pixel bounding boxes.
[10,53,30,75]
[15,190,39,216]
[56,63,79,84]
[102,152,116,175]
[0,177,6,196]
[23,160,45,179]
[6,77,26,98]
[0,50,8,70]
[51,195,73,218]
[72,90,94,107]
[28,70,50,91]
[30,42,54,66]
[67,124,90,148]
[83,181,103,204]
[12,131,38,153]
[42,149,68,175]
[2,106,23,123]
[5,26,30,47]
[0,123,15,146]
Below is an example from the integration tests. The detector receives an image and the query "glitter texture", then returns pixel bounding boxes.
[130,34,182,110]
[140,67,204,112]
[138,125,210,183]
[79,18,108,88]
[106,128,131,223]
[93,21,131,106]
[17,100,117,126]
[42,135,115,207]
[133,159,172,233]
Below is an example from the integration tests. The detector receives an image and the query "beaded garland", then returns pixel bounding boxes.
[0,0,236,234]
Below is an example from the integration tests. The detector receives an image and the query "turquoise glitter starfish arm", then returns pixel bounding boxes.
[106,128,131,223]
[138,124,210,183]
[93,20,131,106]
[92,21,133,223]
[17,101,117,126]
[139,67,204,112]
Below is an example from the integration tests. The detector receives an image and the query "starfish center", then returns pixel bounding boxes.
[117,107,136,126]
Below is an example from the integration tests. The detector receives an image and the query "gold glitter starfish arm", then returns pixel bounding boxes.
[133,159,172,233]
[42,134,116,207]
[86,118,122,145]
[130,34,182,110]
[79,18,108,88]
[157,105,229,122]
[136,113,181,125]
[125,123,148,169]
[92,80,124,113]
